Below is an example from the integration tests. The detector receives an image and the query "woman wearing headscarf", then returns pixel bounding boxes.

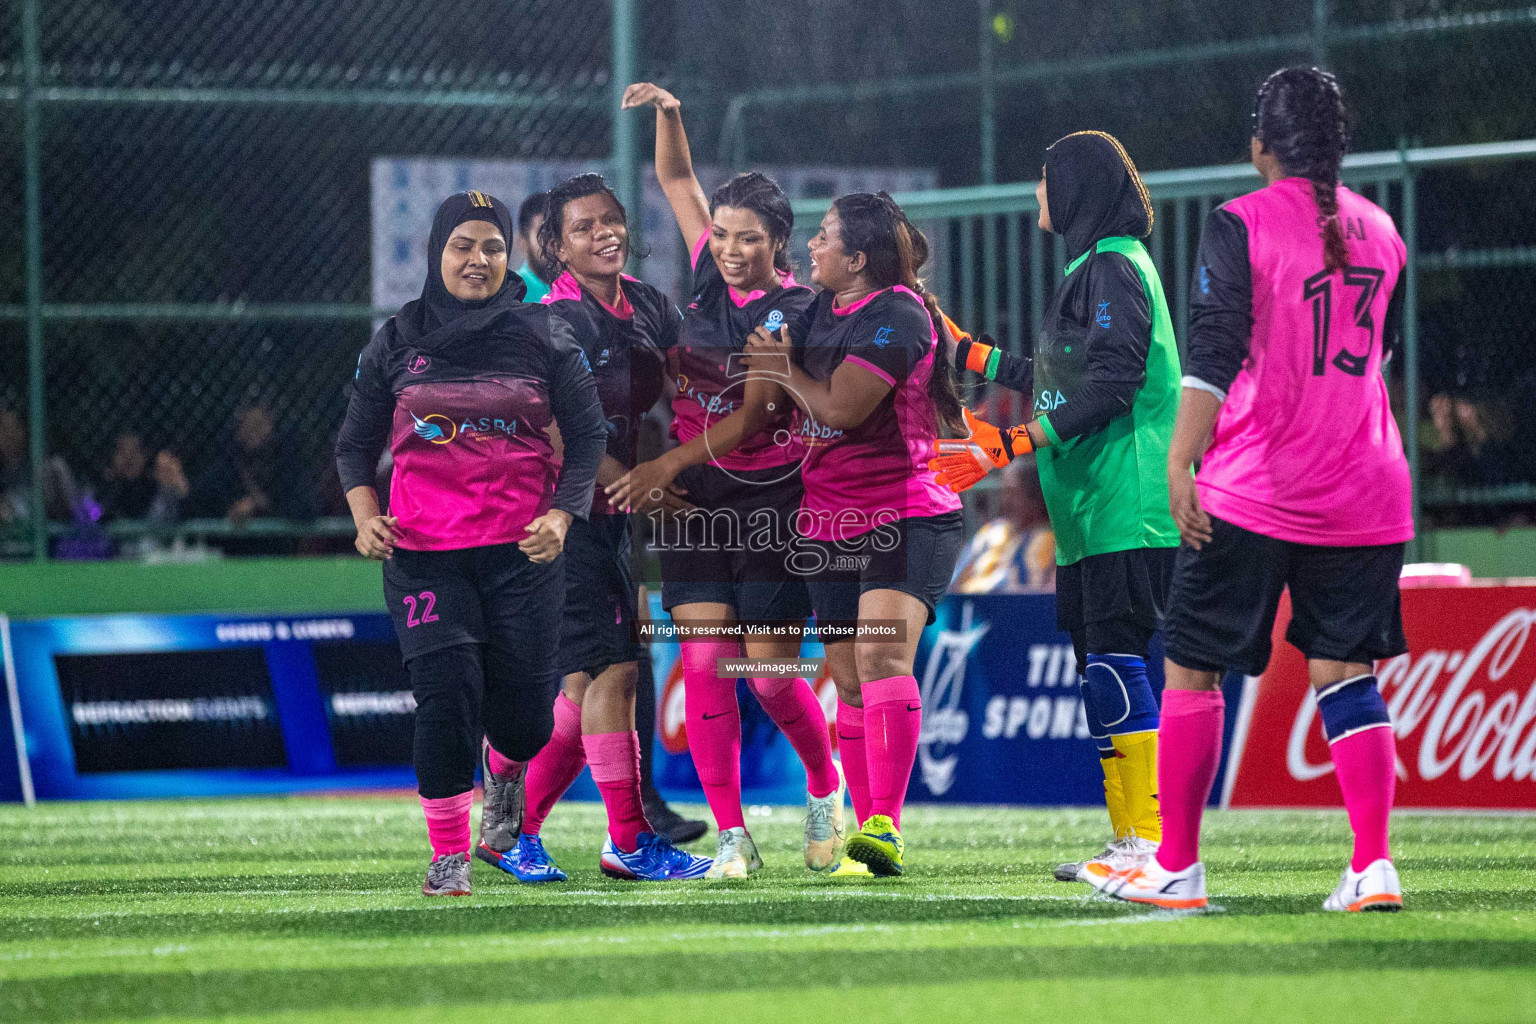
[335,190,606,897]
[929,132,1181,884]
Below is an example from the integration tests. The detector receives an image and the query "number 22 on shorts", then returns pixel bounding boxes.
[401,591,439,628]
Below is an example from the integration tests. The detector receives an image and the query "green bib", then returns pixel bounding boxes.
[1034,236,1180,566]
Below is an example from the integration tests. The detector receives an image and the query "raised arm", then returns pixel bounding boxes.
[622,82,711,251]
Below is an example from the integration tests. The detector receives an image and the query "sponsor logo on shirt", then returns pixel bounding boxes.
[763,309,785,332]
[1035,390,1067,413]
[408,354,431,374]
[872,326,894,348]
[797,419,842,440]
[411,412,457,445]
[1094,301,1112,329]
[676,376,739,417]
[411,411,519,444]
[596,347,611,367]
[1199,265,1211,295]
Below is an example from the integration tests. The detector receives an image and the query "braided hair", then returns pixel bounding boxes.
[831,192,964,432]
[537,172,628,275]
[1253,66,1350,273]
[711,171,795,276]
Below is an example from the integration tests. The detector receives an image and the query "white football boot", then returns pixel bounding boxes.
[1323,858,1403,912]
[1090,856,1208,910]
[705,826,763,879]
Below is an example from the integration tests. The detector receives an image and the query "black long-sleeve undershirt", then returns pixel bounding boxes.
[1186,208,1406,398]
[954,251,1153,444]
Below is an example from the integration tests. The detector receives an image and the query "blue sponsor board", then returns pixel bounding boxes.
[2,612,417,801]
[2,596,1232,806]
[910,595,1161,805]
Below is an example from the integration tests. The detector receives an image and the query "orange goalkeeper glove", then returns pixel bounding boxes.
[928,407,1033,493]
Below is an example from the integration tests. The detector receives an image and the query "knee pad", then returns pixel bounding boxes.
[1083,653,1159,738]
[1076,673,1114,758]
[1316,674,1391,743]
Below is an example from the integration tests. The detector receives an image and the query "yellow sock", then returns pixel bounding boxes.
[1099,753,1129,838]
[1110,730,1162,843]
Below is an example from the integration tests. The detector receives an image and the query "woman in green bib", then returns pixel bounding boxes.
[930,131,1181,884]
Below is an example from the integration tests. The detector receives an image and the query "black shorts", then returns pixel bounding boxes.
[382,541,565,665]
[1165,515,1407,677]
[658,462,811,622]
[803,511,965,629]
[1056,545,1176,673]
[558,513,642,677]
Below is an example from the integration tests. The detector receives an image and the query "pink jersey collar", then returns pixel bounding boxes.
[543,271,635,320]
[728,270,797,308]
[832,283,925,318]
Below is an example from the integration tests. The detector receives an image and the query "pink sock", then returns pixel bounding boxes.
[584,730,651,852]
[1155,688,1226,873]
[863,675,922,829]
[420,791,473,858]
[682,639,745,831]
[751,677,839,798]
[836,700,871,826]
[1331,725,1397,871]
[485,744,524,778]
[522,693,585,836]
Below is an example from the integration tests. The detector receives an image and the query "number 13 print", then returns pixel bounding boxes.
[1302,265,1386,377]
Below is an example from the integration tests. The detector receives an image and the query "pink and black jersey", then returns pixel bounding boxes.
[792,285,962,541]
[335,303,606,552]
[670,235,816,472]
[543,271,679,475]
[1186,178,1412,546]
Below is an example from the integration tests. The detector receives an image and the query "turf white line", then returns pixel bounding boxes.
[0,615,34,808]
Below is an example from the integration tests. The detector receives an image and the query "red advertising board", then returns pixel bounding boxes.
[1227,584,1536,810]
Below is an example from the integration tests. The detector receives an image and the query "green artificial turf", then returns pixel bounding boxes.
[0,797,1532,1022]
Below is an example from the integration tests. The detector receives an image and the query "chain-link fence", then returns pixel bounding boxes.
[3,0,1533,560]
[0,0,618,557]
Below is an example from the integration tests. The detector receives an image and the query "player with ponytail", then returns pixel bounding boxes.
[741,191,965,876]
[1093,68,1413,913]
[610,83,842,879]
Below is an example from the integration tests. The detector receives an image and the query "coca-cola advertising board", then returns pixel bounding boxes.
[1226,584,1536,810]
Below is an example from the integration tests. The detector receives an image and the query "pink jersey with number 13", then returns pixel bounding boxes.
[1197,179,1413,547]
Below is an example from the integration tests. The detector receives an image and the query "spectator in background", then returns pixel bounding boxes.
[98,432,189,523]
[949,455,1056,594]
[0,408,27,525]
[195,403,314,525]
[514,191,553,302]
[1417,392,1458,490]
[1447,395,1517,489]
[0,406,79,526]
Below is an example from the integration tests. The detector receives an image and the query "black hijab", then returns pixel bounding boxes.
[395,190,527,346]
[1043,132,1154,261]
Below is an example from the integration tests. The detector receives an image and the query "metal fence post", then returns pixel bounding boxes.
[1006,211,1022,355]
[1401,149,1423,562]
[22,0,46,561]
[611,0,640,271]
[979,0,996,187]
[1313,0,1329,67]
